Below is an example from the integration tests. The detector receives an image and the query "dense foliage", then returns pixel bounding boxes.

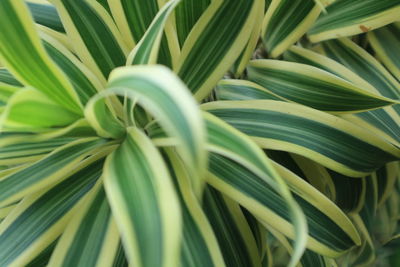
[0,0,399,266]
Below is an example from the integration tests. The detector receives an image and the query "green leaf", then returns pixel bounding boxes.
[41,32,101,105]
[202,113,307,266]
[162,148,226,267]
[247,59,396,113]
[52,0,128,80]
[309,0,400,42]
[107,0,176,67]
[103,127,181,267]
[262,0,321,57]
[0,137,75,166]
[104,65,207,195]
[203,186,262,267]
[0,0,82,114]
[0,82,19,104]
[48,185,126,267]
[232,2,264,77]
[202,100,400,177]
[175,0,211,46]
[319,38,400,102]
[126,0,181,65]
[0,68,22,87]
[377,162,399,207]
[84,94,125,139]
[368,23,400,81]
[1,88,80,131]
[26,1,65,32]
[176,0,263,100]
[0,137,108,207]
[0,160,103,266]
[215,79,285,101]
[207,154,360,257]
[284,45,400,147]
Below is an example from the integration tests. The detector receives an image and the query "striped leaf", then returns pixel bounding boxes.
[103,127,181,267]
[84,94,125,139]
[162,148,226,267]
[328,171,366,213]
[368,23,400,81]
[231,0,264,77]
[176,0,262,100]
[0,0,82,114]
[41,32,102,105]
[202,113,307,266]
[0,68,22,87]
[1,88,80,131]
[377,162,399,207]
[285,45,400,147]
[52,0,128,81]
[207,154,360,257]
[48,185,127,267]
[108,0,176,67]
[262,0,321,57]
[0,83,19,106]
[247,59,397,113]
[175,0,211,46]
[0,119,95,151]
[349,215,376,266]
[271,161,361,256]
[308,0,400,42]
[319,38,400,102]
[360,176,382,233]
[266,150,336,200]
[202,100,400,177]
[317,38,400,144]
[147,116,305,265]
[127,0,181,65]
[0,137,107,207]
[215,79,285,102]
[26,1,64,32]
[105,65,207,194]
[25,240,57,267]
[0,204,17,220]
[203,186,262,267]
[0,137,75,166]
[0,160,103,266]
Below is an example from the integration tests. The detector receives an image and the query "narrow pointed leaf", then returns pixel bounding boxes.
[48,185,125,267]
[175,0,211,46]
[41,32,102,105]
[108,0,177,67]
[105,65,207,194]
[0,0,82,114]
[203,186,262,267]
[103,127,181,267]
[0,137,75,166]
[27,1,65,32]
[1,88,80,131]
[52,0,128,80]
[162,149,226,267]
[127,0,181,65]
[0,161,102,266]
[262,0,321,57]
[176,0,262,100]
[202,100,400,177]
[368,23,400,81]
[309,0,400,42]
[215,79,285,101]
[247,59,397,113]
[285,45,400,146]
[0,137,107,207]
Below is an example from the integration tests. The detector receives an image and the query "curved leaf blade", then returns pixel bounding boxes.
[103,127,181,267]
